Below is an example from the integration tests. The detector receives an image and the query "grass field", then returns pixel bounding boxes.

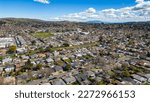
[50,42,98,51]
[32,32,54,38]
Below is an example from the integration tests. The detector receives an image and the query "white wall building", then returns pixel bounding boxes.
[0,38,15,48]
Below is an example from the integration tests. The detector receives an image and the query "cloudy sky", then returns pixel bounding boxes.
[0,0,150,22]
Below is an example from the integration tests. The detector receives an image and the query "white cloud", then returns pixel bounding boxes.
[136,0,144,3]
[54,0,150,22]
[34,0,50,4]
[86,8,96,13]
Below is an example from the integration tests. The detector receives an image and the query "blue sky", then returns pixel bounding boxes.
[0,0,150,22]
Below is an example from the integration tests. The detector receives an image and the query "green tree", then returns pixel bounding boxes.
[31,40,36,45]
[7,45,17,53]
[97,80,107,85]
[62,43,70,47]
[38,47,44,52]
[22,59,33,71]
[63,64,71,71]
[122,70,131,77]
[0,56,3,62]
[34,64,43,71]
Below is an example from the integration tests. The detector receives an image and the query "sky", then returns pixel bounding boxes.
[0,0,150,22]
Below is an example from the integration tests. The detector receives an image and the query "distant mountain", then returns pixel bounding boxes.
[0,18,52,27]
[0,18,150,25]
[86,20,104,24]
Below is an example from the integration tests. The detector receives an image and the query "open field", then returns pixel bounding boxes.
[32,32,54,38]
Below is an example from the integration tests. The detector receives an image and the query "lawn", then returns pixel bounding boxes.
[32,32,54,38]
[46,42,98,53]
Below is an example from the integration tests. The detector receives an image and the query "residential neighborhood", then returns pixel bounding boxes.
[0,18,150,85]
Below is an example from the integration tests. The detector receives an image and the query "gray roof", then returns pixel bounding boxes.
[62,76,76,84]
[53,65,63,72]
[46,58,54,63]
[75,73,88,81]
[132,74,147,82]
[86,71,95,78]
[52,79,66,85]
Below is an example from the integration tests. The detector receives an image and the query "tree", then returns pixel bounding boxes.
[0,56,3,62]
[122,70,131,77]
[22,59,33,71]
[38,47,44,53]
[33,64,43,71]
[63,64,71,71]
[31,40,36,45]
[7,45,17,53]
[97,79,107,85]
[111,79,118,85]
[62,43,70,47]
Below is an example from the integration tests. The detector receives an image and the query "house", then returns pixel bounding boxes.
[21,55,29,60]
[48,75,56,81]
[137,60,150,68]
[16,48,27,54]
[121,77,137,85]
[31,61,36,66]
[82,80,91,85]
[86,71,96,79]
[120,81,134,85]
[71,62,79,69]
[75,53,82,57]
[26,80,43,85]
[4,66,15,73]
[38,53,46,58]
[27,79,48,85]
[54,51,59,57]
[30,54,38,59]
[17,74,29,80]
[51,79,66,85]
[132,74,147,83]
[133,79,142,85]
[2,57,12,64]
[145,74,150,83]
[52,65,63,72]
[95,76,103,82]
[92,69,103,75]
[75,73,88,84]
[62,56,69,61]
[80,32,89,35]
[139,73,150,83]
[16,73,29,84]
[62,76,76,84]
[14,63,23,71]
[46,58,54,63]
[0,49,7,56]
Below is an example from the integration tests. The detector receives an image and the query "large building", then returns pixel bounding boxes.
[0,38,16,48]
[15,36,26,47]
